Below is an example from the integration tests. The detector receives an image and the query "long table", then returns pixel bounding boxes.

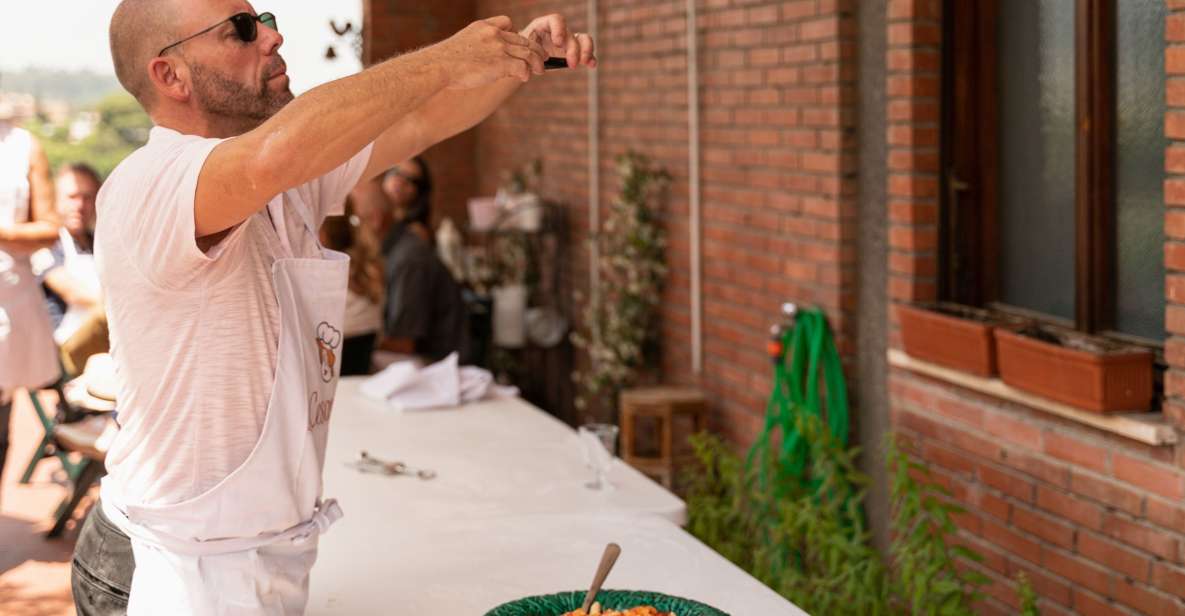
[307,377,806,615]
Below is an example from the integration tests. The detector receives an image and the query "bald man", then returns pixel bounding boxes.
[72,2,596,614]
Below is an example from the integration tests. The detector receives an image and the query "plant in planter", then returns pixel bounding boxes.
[572,152,670,422]
[898,303,1024,377]
[994,324,1154,413]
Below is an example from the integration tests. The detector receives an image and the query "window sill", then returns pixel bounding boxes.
[887,349,1177,447]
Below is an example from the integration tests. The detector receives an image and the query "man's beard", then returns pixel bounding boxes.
[189,59,293,135]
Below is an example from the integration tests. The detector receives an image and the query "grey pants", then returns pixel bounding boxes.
[72,502,134,615]
[0,397,11,499]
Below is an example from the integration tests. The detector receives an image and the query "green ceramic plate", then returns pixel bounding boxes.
[485,589,730,616]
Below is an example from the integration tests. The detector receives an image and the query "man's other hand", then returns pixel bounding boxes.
[521,14,597,70]
[436,16,548,89]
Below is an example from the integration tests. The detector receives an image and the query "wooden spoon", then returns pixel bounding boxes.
[581,543,622,613]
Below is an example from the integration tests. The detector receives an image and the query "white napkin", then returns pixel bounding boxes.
[358,353,519,411]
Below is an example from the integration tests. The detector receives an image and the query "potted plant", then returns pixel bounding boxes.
[572,152,670,422]
[994,324,1154,413]
[898,303,1021,377]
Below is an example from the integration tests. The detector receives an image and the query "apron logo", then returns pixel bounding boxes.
[315,322,342,383]
[308,390,334,431]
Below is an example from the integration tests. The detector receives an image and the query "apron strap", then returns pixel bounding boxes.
[105,497,344,556]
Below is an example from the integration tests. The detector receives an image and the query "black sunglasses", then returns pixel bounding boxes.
[158,12,277,57]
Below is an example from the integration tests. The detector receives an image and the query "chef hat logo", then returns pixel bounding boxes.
[315,322,342,383]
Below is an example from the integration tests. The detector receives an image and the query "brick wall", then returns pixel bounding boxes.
[470,0,860,446]
[888,0,1185,613]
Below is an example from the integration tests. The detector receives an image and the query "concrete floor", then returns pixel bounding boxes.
[0,390,90,616]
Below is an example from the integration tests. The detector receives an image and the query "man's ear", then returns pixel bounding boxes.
[147,57,190,104]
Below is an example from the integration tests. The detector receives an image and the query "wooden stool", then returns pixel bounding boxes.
[619,387,707,489]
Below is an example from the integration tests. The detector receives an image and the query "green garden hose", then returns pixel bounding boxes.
[746,306,851,496]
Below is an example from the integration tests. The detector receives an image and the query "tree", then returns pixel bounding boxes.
[25,92,151,179]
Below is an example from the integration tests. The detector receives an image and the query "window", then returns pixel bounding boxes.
[940,0,1166,347]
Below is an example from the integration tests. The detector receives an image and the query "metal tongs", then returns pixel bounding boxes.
[346,450,437,480]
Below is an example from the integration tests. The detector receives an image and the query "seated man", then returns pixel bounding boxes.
[41,163,107,375]
[378,157,471,363]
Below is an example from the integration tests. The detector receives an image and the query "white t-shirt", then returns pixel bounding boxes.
[96,126,372,507]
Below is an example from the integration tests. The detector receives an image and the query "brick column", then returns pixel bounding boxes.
[1165,3,1185,432]
[885,0,941,348]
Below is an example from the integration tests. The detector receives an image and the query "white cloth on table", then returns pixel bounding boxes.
[359,352,517,410]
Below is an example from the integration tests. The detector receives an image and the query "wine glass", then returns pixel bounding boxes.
[578,423,619,490]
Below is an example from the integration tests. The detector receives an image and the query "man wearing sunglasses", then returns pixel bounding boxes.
[74,1,595,614]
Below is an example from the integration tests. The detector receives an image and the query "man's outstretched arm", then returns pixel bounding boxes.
[360,14,598,182]
[194,16,538,238]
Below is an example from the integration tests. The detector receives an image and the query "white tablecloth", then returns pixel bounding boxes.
[308,512,806,615]
[307,377,806,615]
[323,378,686,524]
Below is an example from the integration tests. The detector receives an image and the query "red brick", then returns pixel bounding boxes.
[888,200,939,224]
[1078,532,1153,582]
[1001,450,1070,487]
[887,22,940,46]
[1146,497,1185,533]
[1168,243,1185,271]
[1172,14,1185,42]
[982,412,1042,449]
[946,425,1004,462]
[1169,178,1185,206]
[932,395,984,427]
[1113,579,1183,616]
[1036,486,1104,530]
[1152,562,1185,600]
[1070,472,1144,515]
[977,489,1011,521]
[1043,546,1114,596]
[982,518,1041,564]
[979,465,1035,502]
[1074,590,1126,616]
[1013,505,1075,548]
[1169,275,1185,303]
[922,442,977,476]
[1112,453,1185,500]
[1170,308,1185,335]
[1168,145,1185,172]
[1102,514,1180,561]
[1169,110,1185,139]
[1044,432,1110,474]
[1170,47,1185,76]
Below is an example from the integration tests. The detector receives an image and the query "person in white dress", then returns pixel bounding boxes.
[0,117,61,506]
[71,2,597,614]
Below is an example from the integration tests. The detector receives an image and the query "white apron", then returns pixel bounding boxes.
[0,122,59,392]
[101,198,349,615]
[51,228,101,345]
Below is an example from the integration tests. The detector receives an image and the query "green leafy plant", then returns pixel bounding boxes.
[687,413,989,615]
[571,152,669,421]
[887,436,988,614]
[1017,572,1041,616]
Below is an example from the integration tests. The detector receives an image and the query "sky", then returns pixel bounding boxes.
[0,0,363,94]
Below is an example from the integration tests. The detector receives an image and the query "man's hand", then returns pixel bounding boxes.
[433,16,548,89]
[520,14,597,70]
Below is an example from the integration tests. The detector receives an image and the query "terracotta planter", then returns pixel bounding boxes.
[994,328,1154,413]
[899,303,1014,377]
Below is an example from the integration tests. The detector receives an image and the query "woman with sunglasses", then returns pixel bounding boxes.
[75,2,596,614]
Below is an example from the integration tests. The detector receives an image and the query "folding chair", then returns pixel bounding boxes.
[18,378,86,485]
[47,414,110,537]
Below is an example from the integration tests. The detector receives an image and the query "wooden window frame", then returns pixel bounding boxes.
[940,0,1161,352]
